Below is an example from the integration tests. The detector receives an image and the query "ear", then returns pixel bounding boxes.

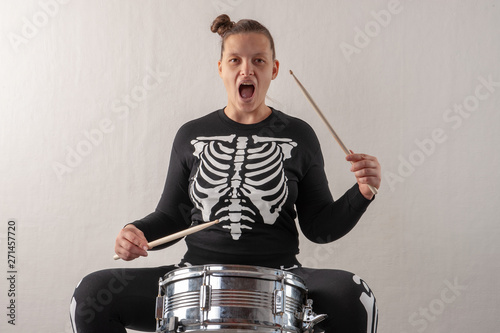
[272,59,280,80]
[218,60,223,78]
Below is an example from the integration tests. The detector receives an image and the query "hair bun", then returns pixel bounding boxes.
[211,14,235,37]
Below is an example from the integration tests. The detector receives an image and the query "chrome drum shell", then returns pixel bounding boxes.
[155,265,317,332]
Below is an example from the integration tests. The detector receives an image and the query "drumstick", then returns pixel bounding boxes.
[289,70,378,195]
[113,219,220,260]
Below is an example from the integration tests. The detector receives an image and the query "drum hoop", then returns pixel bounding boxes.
[162,264,306,289]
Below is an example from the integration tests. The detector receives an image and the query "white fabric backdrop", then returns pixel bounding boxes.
[1,1,499,332]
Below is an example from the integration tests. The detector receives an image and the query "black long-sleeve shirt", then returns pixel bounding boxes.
[132,108,373,267]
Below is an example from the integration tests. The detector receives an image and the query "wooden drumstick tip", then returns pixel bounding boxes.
[369,185,378,195]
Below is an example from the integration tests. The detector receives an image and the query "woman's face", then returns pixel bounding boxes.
[218,32,279,123]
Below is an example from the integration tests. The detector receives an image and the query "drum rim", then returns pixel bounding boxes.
[162,264,306,289]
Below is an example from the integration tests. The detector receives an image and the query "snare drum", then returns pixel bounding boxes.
[155,264,326,332]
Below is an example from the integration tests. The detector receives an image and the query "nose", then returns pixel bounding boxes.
[240,60,254,76]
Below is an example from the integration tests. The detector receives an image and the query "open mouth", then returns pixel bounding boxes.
[239,83,255,99]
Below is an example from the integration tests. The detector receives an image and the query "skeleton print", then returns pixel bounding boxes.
[189,134,297,240]
[353,274,378,333]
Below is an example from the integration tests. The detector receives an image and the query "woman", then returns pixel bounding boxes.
[71,14,381,332]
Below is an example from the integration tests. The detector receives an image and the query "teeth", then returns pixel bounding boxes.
[241,83,253,85]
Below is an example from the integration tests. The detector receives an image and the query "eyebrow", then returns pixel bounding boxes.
[225,52,270,58]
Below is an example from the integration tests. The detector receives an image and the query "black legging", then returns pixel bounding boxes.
[70,265,377,333]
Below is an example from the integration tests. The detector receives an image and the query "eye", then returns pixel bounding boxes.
[229,58,239,63]
[254,58,265,64]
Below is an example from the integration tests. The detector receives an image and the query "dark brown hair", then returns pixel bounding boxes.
[210,14,276,60]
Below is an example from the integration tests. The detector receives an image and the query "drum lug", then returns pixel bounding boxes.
[200,284,212,311]
[274,289,285,315]
[156,296,165,320]
[156,277,167,332]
